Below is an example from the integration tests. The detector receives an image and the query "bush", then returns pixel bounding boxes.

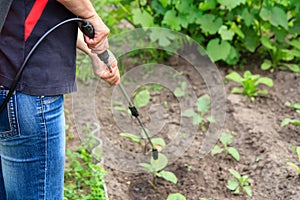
[94,0,300,71]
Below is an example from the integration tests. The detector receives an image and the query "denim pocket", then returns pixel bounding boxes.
[42,95,62,105]
[0,89,20,140]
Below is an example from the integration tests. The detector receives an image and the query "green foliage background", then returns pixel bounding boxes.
[92,0,300,72]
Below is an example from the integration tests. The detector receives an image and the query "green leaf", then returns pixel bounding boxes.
[261,59,272,70]
[151,138,166,147]
[206,39,231,62]
[270,7,289,30]
[230,22,244,38]
[228,147,240,161]
[157,170,178,184]
[279,49,295,61]
[196,14,223,34]
[226,71,244,83]
[159,0,170,8]
[281,64,300,73]
[243,185,253,197]
[220,132,233,145]
[256,89,268,95]
[132,9,154,27]
[167,193,187,200]
[296,147,300,162]
[207,115,215,123]
[193,114,203,125]
[151,153,168,171]
[227,178,239,191]
[281,118,300,127]
[211,145,224,156]
[281,118,292,127]
[134,89,150,108]
[255,77,273,87]
[289,39,300,50]
[260,6,288,30]
[244,29,260,52]
[285,102,300,110]
[241,8,254,27]
[120,133,141,144]
[149,29,175,47]
[231,87,244,94]
[197,94,211,114]
[175,0,193,13]
[199,0,217,11]
[174,87,185,97]
[261,36,276,51]
[218,25,235,41]
[217,0,246,10]
[229,169,242,180]
[162,10,182,31]
[139,163,154,172]
[182,109,196,117]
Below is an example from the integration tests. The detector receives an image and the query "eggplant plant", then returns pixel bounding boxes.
[211,131,240,161]
[227,169,253,197]
[139,153,177,187]
[182,94,215,131]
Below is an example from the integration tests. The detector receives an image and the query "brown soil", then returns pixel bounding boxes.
[65,55,300,200]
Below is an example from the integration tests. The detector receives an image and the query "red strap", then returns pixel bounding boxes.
[24,0,48,41]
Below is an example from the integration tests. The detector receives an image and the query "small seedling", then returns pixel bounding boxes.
[167,193,186,200]
[211,131,240,161]
[174,81,187,98]
[227,169,253,197]
[140,153,177,187]
[226,70,273,101]
[182,94,214,131]
[287,146,300,176]
[200,198,213,200]
[281,101,300,128]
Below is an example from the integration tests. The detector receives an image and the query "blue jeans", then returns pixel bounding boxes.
[0,88,65,200]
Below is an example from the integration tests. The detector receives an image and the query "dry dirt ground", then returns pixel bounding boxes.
[65,55,300,200]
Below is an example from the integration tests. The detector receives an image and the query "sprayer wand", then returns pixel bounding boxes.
[81,21,158,160]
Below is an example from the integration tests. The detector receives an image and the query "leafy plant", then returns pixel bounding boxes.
[64,147,107,200]
[287,146,300,176]
[226,70,273,100]
[121,0,300,69]
[260,37,300,73]
[211,131,240,161]
[227,169,253,197]
[182,94,214,131]
[281,101,300,127]
[120,130,166,153]
[167,193,186,200]
[140,153,177,187]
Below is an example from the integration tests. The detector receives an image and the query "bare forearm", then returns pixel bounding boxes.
[56,0,97,19]
[77,30,92,55]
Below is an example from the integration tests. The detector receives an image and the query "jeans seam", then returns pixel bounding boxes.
[39,97,48,200]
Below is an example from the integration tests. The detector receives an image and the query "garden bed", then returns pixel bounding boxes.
[65,55,299,200]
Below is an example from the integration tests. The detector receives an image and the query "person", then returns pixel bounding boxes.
[0,0,120,199]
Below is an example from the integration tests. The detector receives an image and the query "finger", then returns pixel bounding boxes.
[100,67,118,79]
